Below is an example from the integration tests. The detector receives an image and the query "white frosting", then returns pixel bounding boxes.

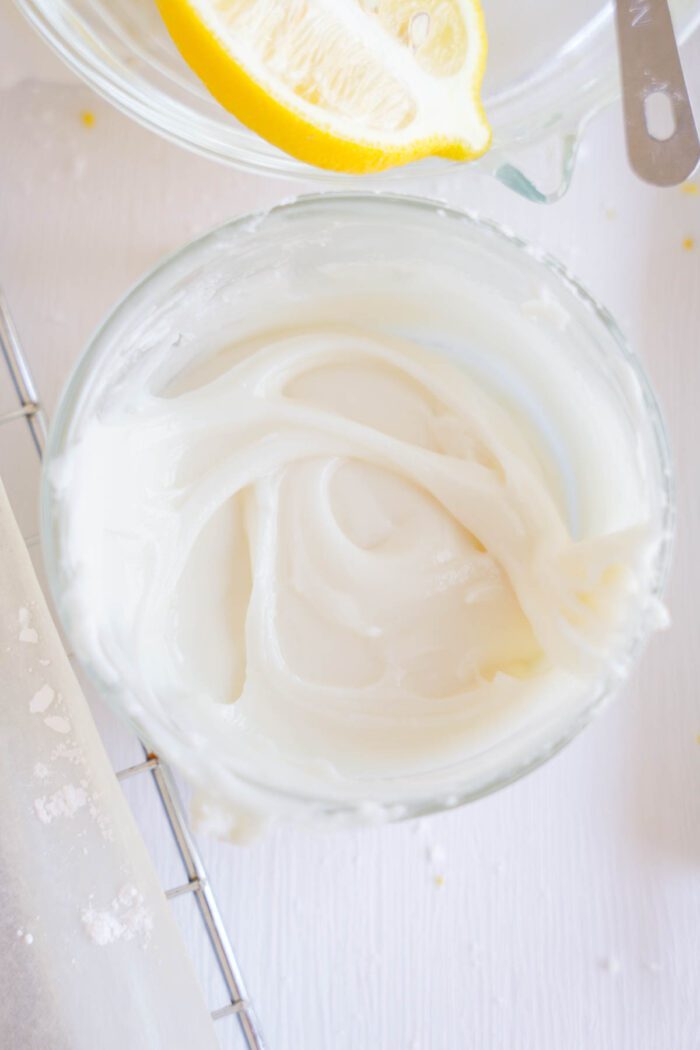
[51,262,665,835]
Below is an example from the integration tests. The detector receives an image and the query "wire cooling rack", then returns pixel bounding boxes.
[0,290,267,1050]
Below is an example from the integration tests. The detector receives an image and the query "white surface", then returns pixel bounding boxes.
[1,3,699,1047]
[0,479,219,1050]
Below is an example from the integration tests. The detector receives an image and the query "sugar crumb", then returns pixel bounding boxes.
[426,844,447,868]
[81,884,153,947]
[44,716,71,735]
[30,684,56,714]
[51,742,84,764]
[34,783,87,824]
[81,908,123,946]
[18,607,39,643]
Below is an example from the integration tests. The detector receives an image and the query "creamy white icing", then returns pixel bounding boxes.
[49,215,668,835]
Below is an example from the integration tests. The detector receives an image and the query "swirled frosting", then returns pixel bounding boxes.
[53,292,660,835]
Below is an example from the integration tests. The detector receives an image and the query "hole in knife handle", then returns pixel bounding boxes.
[644,89,677,141]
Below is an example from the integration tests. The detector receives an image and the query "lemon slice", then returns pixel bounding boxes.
[156,0,491,173]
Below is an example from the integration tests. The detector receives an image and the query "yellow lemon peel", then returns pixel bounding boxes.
[156,0,491,173]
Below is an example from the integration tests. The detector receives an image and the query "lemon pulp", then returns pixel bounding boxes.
[156,0,491,173]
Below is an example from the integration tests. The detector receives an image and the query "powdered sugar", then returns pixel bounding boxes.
[50,742,84,764]
[44,715,71,734]
[82,908,124,947]
[600,955,622,976]
[18,606,38,644]
[29,683,56,714]
[34,783,88,824]
[426,844,447,868]
[81,884,153,947]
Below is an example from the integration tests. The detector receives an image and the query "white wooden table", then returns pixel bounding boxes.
[1,4,699,1047]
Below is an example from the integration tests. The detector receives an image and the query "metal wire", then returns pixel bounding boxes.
[0,291,267,1050]
[0,289,46,456]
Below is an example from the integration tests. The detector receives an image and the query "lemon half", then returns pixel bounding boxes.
[156,0,491,173]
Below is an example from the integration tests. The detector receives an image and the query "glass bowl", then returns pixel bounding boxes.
[41,193,674,834]
[15,0,700,200]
